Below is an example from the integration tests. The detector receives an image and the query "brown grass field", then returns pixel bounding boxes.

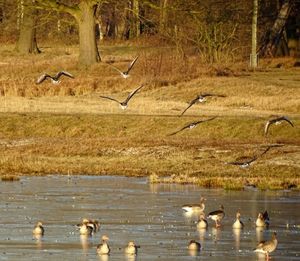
[0,44,299,189]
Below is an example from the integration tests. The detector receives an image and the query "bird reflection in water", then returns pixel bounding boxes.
[232,228,241,251]
[80,234,92,254]
[98,254,109,261]
[33,234,43,249]
[211,227,222,243]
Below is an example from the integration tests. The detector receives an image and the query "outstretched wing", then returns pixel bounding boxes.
[258,146,272,157]
[126,56,139,74]
[124,84,145,103]
[99,95,120,104]
[106,63,124,76]
[56,71,74,79]
[264,120,272,136]
[167,124,191,136]
[36,73,51,84]
[281,116,294,127]
[180,97,199,116]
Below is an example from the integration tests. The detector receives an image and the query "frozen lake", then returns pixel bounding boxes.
[0,175,299,260]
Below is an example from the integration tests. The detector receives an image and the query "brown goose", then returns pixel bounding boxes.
[254,232,278,260]
[97,235,110,255]
[125,241,140,255]
[182,197,206,213]
[207,205,225,227]
[36,71,74,84]
[197,213,208,229]
[232,211,244,229]
[107,56,139,79]
[33,221,44,236]
[168,117,216,136]
[256,211,270,228]
[100,84,145,110]
[264,116,294,136]
[180,94,225,116]
[188,240,201,253]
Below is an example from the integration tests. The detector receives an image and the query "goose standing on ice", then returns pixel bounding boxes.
[36,71,74,84]
[182,197,206,213]
[33,221,44,236]
[207,205,225,228]
[125,241,140,255]
[254,232,278,260]
[97,235,110,255]
[232,211,244,229]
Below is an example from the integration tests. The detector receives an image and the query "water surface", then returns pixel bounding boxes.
[0,175,299,260]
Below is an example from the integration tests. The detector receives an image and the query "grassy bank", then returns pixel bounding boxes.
[0,44,299,189]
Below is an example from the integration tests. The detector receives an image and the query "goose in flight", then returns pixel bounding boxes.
[225,146,272,168]
[264,116,294,136]
[168,117,216,136]
[100,84,145,110]
[107,56,139,78]
[180,94,225,116]
[254,232,278,260]
[36,71,74,84]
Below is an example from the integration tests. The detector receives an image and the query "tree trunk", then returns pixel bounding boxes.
[130,0,140,38]
[76,1,100,67]
[250,0,258,68]
[16,0,40,54]
[159,0,168,34]
[258,0,293,57]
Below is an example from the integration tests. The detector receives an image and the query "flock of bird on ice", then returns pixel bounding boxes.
[33,56,295,259]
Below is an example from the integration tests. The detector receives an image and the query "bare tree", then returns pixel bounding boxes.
[16,0,40,54]
[35,0,102,67]
[250,0,258,68]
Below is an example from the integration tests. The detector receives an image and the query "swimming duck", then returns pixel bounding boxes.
[33,221,44,236]
[125,241,140,255]
[97,235,110,255]
[197,213,208,229]
[100,84,145,110]
[256,211,270,228]
[207,205,225,228]
[182,197,206,213]
[232,211,244,229]
[254,232,278,260]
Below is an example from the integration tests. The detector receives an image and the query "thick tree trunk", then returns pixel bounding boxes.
[259,0,293,57]
[130,0,140,38]
[76,2,100,67]
[16,0,40,54]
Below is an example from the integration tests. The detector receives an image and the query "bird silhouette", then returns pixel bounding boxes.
[36,71,74,84]
[225,146,272,168]
[107,56,139,78]
[264,116,294,136]
[180,94,225,116]
[100,84,145,110]
[168,117,216,136]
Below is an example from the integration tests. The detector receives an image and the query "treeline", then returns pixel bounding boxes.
[0,0,299,67]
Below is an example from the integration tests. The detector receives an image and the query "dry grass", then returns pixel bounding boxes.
[0,44,299,190]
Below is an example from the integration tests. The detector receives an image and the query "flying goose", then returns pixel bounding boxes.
[36,71,74,84]
[125,241,140,255]
[100,84,145,110]
[207,205,225,228]
[33,221,44,236]
[232,211,244,229]
[254,232,278,260]
[168,117,216,136]
[225,146,272,168]
[180,94,225,116]
[107,56,139,78]
[182,197,206,213]
[97,235,110,255]
[264,116,294,136]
